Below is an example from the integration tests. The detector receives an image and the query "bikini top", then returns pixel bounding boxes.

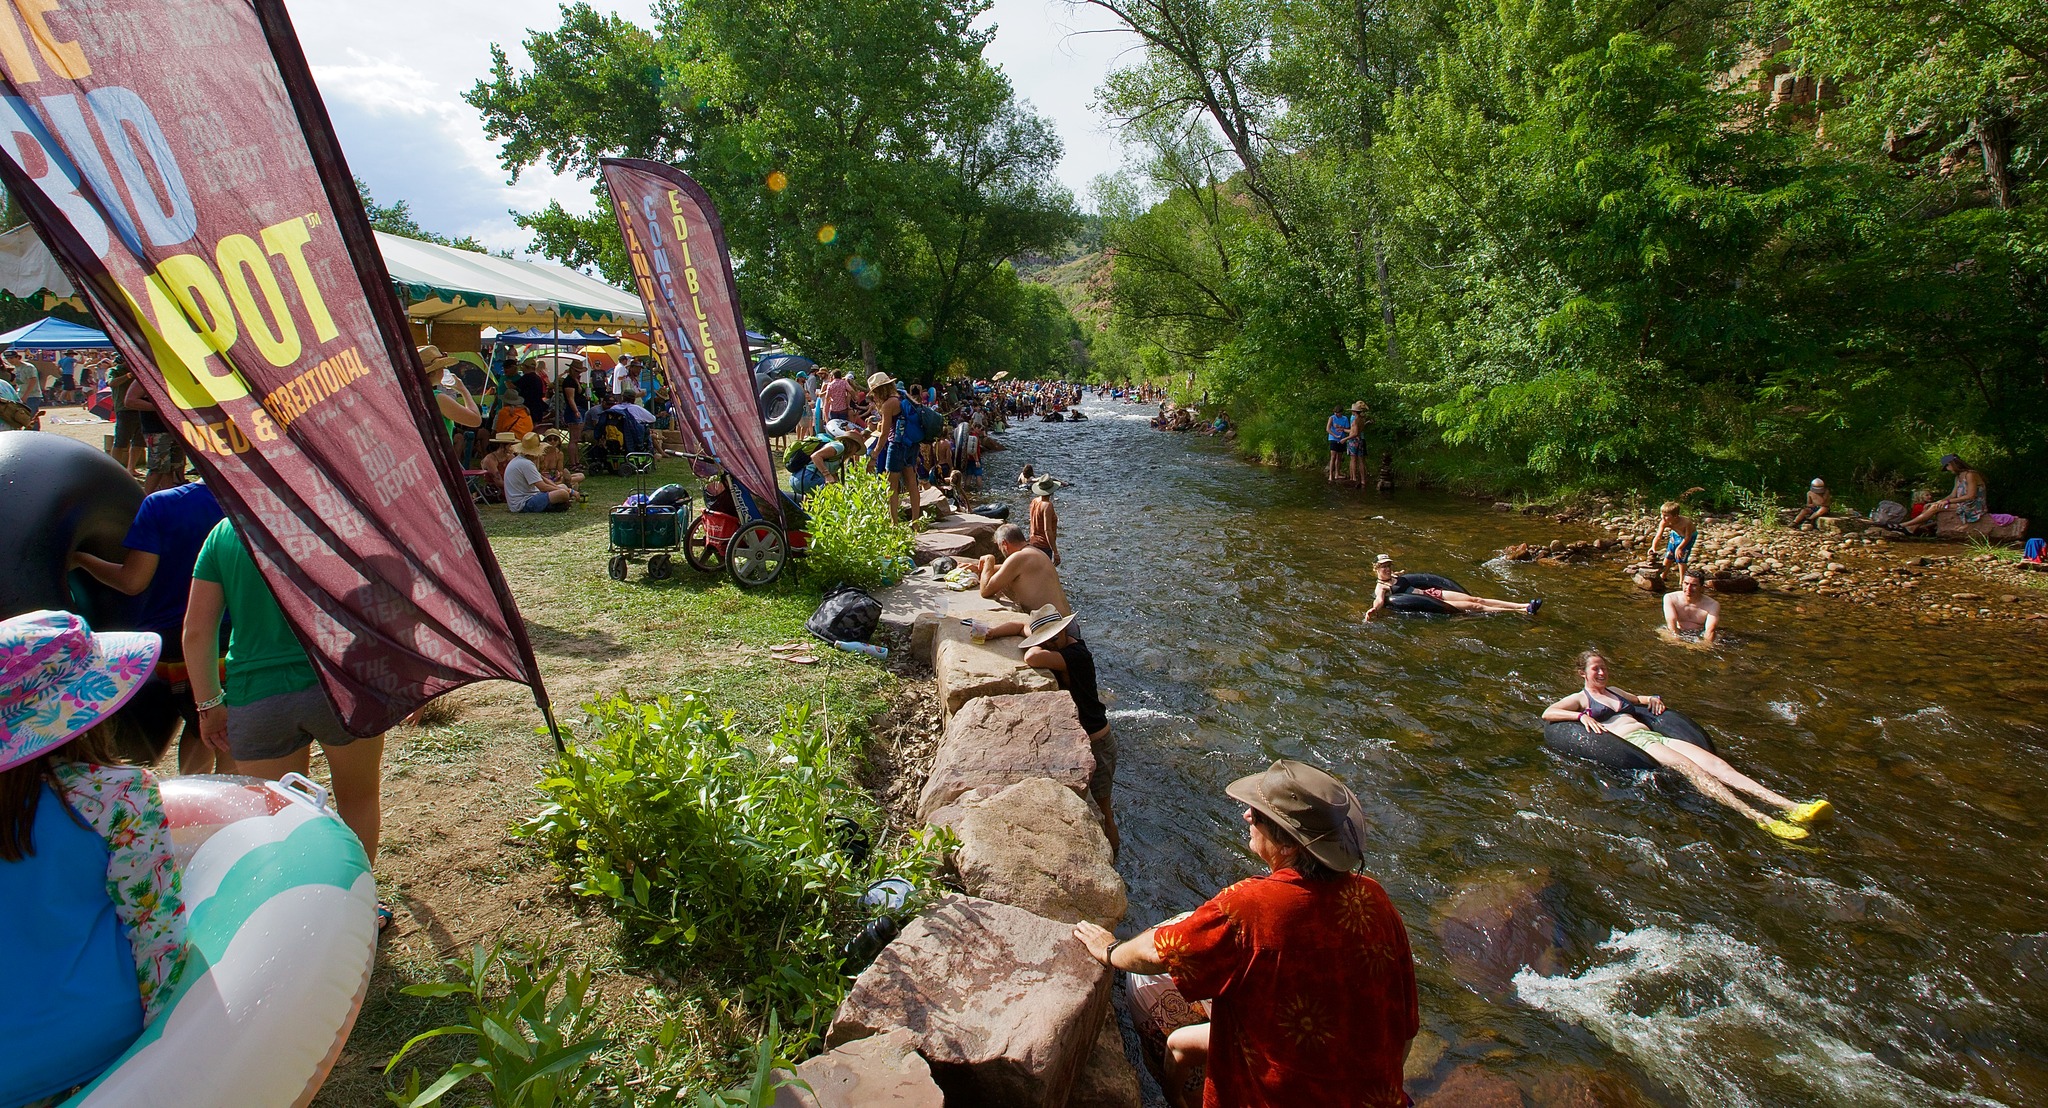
[1582,687,1645,724]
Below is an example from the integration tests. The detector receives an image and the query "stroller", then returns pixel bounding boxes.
[584,407,648,477]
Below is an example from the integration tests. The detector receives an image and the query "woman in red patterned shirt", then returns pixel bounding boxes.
[1075,759,1418,1107]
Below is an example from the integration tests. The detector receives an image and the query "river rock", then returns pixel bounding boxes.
[1068,1012,1142,1108]
[927,513,1004,559]
[939,776,1126,927]
[1404,1030,1448,1083]
[1708,576,1758,593]
[1527,1066,1653,1108]
[1432,870,1563,1000]
[918,692,1093,821]
[935,632,1058,718]
[828,894,1113,1108]
[914,531,978,565]
[1417,1064,1526,1108]
[773,1029,944,1108]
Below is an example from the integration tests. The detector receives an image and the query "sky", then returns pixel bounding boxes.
[282,0,1140,258]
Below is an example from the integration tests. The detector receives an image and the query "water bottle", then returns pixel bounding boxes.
[834,640,888,659]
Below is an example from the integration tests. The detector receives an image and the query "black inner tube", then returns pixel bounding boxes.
[1385,572,1467,615]
[1540,708,1717,773]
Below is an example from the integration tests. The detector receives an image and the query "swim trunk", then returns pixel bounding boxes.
[1664,531,1694,564]
[113,409,143,448]
[1328,440,1345,454]
[1088,724,1116,805]
[145,432,185,483]
[59,373,75,391]
[228,686,363,761]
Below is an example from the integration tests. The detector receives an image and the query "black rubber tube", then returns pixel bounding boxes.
[1540,708,1717,773]
[758,378,804,435]
[1384,572,1467,615]
[0,432,143,624]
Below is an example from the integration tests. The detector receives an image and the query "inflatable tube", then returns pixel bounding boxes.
[1126,971,1206,1107]
[0,432,143,625]
[950,422,971,465]
[1384,573,1467,615]
[63,774,376,1107]
[971,503,1010,520]
[758,378,804,435]
[1540,708,1717,773]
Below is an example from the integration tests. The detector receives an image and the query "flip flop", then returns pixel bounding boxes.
[778,654,818,665]
[376,901,394,937]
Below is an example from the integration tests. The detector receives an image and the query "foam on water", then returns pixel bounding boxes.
[1769,700,1802,723]
[1106,706,1181,722]
[1515,925,2011,1108]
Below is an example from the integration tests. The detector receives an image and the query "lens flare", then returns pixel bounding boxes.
[845,255,864,272]
[766,171,788,192]
[905,317,928,337]
[816,224,837,244]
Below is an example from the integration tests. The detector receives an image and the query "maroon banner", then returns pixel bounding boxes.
[0,0,550,735]
[600,159,779,520]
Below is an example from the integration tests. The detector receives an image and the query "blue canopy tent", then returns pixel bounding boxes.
[0,316,113,349]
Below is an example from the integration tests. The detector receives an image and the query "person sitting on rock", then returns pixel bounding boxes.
[1542,651,1829,840]
[1900,455,1987,536]
[1015,605,1117,854]
[1363,554,1541,621]
[1072,759,1416,1108]
[1789,478,1832,528]
[975,524,1070,617]
[1662,569,1721,645]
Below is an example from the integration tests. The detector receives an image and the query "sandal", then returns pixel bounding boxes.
[376,901,395,937]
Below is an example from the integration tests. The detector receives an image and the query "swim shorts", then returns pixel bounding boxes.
[877,440,915,474]
[1328,440,1345,454]
[1346,439,1365,456]
[228,686,363,761]
[113,409,143,448]
[1088,724,1116,805]
[145,432,185,484]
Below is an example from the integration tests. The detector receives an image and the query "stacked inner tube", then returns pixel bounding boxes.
[1541,708,1716,773]
[1385,573,1466,615]
[0,434,175,762]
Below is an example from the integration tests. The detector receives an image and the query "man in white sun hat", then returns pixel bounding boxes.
[1017,604,1116,852]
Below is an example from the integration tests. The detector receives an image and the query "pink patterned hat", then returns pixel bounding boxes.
[0,610,160,772]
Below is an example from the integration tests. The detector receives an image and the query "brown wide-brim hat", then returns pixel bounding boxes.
[511,432,547,457]
[1226,759,1367,872]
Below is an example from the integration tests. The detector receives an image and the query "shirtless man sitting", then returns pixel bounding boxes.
[1662,569,1721,645]
[975,524,1072,636]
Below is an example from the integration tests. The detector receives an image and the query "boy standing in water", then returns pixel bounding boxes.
[1650,490,1703,574]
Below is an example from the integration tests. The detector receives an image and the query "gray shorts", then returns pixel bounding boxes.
[228,686,360,761]
[1088,724,1116,805]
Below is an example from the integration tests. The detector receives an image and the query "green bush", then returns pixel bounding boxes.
[800,468,914,590]
[523,694,942,1044]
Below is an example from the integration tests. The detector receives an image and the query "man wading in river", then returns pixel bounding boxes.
[1662,569,1721,645]
[1075,760,1417,1108]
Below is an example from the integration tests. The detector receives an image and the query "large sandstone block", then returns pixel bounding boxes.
[870,570,1012,635]
[771,1029,944,1108]
[1068,1012,1142,1108]
[939,777,1125,927]
[919,692,1092,822]
[829,894,1114,1108]
[935,633,1056,719]
[928,513,1004,558]
[914,531,978,565]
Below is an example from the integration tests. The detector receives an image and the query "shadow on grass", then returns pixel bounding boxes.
[523,619,628,659]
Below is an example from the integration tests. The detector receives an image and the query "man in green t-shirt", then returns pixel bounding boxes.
[183,519,388,907]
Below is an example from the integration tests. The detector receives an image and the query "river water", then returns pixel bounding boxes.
[992,398,2047,1107]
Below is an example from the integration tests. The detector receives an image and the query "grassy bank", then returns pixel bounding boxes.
[314,458,927,1105]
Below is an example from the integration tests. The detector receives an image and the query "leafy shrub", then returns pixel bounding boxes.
[1723,482,1785,530]
[385,941,610,1107]
[800,468,914,589]
[524,694,941,1043]
[386,941,804,1107]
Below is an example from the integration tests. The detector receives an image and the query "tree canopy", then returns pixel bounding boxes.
[467,0,1082,381]
[1081,0,2048,515]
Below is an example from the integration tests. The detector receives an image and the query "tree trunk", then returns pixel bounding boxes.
[1976,110,2015,211]
[861,336,878,378]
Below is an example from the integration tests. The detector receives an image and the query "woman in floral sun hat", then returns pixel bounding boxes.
[0,610,186,1107]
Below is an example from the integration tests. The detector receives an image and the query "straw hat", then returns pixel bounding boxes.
[1351,401,1369,412]
[0,611,161,772]
[1017,604,1078,650]
[866,372,897,392]
[416,345,458,374]
[827,419,867,441]
[511,432,547,457]
[491,432,520,444]
[1226,759,1368,872]
[1374,553,1394,565]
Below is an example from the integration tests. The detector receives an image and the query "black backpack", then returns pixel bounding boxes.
[918,400,945,443]
[807,585,882,645]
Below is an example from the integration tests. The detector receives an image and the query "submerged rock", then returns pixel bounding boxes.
[1417,1064,1526,1108]
[1432,870,1564,1000]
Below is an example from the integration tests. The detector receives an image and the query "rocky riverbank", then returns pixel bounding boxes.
[1493,501,2048,626]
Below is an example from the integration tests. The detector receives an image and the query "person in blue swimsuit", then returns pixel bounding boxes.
[1543,650,1829,841]
[1650,492,1703,572]
[1325,406,1352,483]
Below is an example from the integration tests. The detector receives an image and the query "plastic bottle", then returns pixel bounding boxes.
[834,640,888,659]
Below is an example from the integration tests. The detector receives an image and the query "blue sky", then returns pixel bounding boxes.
[283,0,1138,259]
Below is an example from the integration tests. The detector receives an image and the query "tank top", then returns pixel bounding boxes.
[1328,413,1352,442]
[0,783,144,1104]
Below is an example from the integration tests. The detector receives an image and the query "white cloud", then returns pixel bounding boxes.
[281,0,1133,256]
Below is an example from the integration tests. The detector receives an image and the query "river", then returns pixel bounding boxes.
[991,398,2047,1107]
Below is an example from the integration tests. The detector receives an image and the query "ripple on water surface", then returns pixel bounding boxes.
[997,400,2046,1107]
